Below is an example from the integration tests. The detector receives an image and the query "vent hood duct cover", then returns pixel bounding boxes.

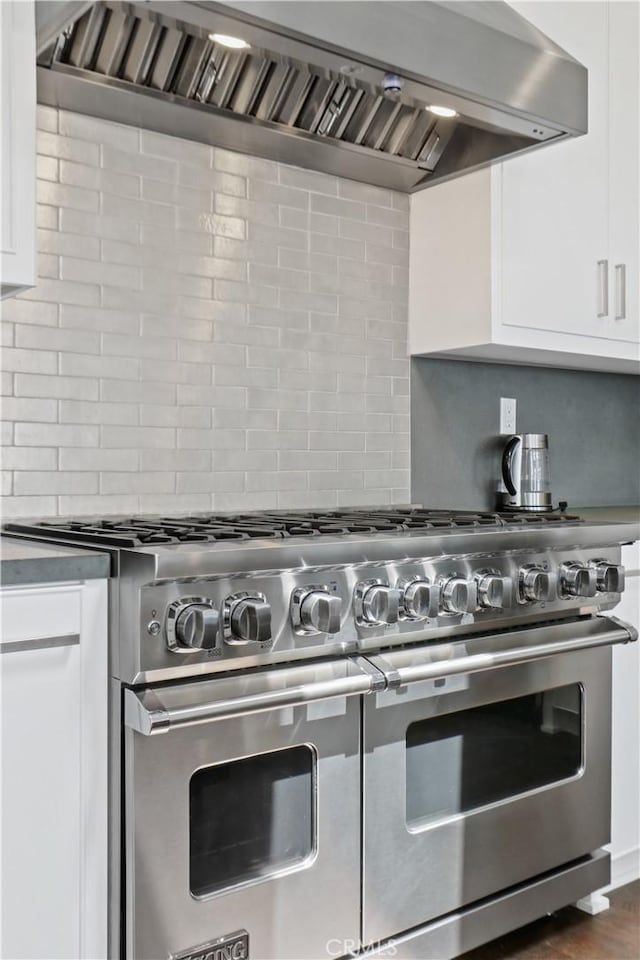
[36,0,588,192]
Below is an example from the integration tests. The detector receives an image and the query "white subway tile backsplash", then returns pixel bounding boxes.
[59,447,139,473]
[15,423,99,447]
[1,447,57,470]
[60,110,138,150]
[59,400,138,426]
[1,496,58,517]
[14,471,98,495]
[101,425,175,449]
[15,373,98,401]
[2,347,57,375]
[36,104,58,133]
[37,205,58,230]
[37,155,59,182]
[2,111,409,516]
[142,130,210,165]
[1,398,57,423]
[37,130,100,166]
[214,148,277,182]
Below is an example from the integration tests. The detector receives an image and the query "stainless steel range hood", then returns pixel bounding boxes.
[36,1,588,192]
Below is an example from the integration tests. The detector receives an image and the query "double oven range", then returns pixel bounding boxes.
[7,507,638,960]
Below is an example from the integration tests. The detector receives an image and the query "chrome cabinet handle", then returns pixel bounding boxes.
[597,259,609,318]
[614,263,626,320]
[0,633,79,654]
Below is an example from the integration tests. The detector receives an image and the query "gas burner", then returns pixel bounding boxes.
[5,507,583,548]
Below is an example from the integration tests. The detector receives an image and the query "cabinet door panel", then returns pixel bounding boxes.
[498,2,609,340]
[0,1,36,298]
[0,639,81,959]
[607,0,639,344]
[610,552,639,883]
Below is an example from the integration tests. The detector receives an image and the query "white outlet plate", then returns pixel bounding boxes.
[500,397,517,434]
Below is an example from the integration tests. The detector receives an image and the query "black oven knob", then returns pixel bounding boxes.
[593,560,625,594]
[440,576,478,614]
[560,562,598,598]
[399,579,440,620]
[166,597,219,652]
[357,582,401,626]
[476,573,513,610]
[519,565,552,603]
[224,594,272,645]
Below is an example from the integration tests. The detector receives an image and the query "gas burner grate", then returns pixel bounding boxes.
[4,507,582,548]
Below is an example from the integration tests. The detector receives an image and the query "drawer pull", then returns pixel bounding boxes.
[0,633,79,654]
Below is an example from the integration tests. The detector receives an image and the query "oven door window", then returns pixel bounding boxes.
[190,744,316,898]
[406,684,583,827]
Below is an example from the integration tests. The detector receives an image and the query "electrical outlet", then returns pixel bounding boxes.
[500,397,517,435]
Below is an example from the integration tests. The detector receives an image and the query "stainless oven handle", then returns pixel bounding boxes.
[367,616,637,689]
[125,657,384,735]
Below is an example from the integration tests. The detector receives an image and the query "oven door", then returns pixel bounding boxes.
[123,657,381,960]
[361,615,636,946]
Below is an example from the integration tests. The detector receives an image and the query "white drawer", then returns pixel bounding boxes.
[0,582,82,644]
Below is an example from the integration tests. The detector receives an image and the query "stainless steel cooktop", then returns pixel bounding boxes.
[7,506,636,686]
[5,506,583,548]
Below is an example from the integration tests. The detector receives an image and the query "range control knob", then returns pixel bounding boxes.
[224,593,272,645]
[519,565,553,603]
[399,579,440,620]
[560,562,598,598]
[476,573,513,610]
[592,560,625,594]
[293,588,342,635]
[439,576,478,615]
[357,582,401,626]
[167,597,219,652]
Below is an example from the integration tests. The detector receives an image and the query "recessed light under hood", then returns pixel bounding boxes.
[35,0,588,192]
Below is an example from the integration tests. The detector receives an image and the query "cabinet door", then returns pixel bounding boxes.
[0,0,36,298]
[0,580,108,960]
[498,2,609,340]
[607,0,639,344]
[609,545,640,887]
[0,591,81,960]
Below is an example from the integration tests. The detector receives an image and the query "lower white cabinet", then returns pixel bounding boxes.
[0,579,108,960]
[608,543,640,889]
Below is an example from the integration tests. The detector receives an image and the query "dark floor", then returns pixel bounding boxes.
[460,881,639,960]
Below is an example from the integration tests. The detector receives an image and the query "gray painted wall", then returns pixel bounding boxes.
[411,358,640,511]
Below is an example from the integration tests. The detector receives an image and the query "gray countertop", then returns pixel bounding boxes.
[574,506,640,524]
[1,536,110,587]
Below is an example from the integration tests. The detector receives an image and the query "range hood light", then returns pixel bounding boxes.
[427,105,458,118]
[209,33,250,50]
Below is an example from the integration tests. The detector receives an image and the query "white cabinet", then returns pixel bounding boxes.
[410,1,640,374]
[0,579,108,960]
[0,0,36,299]
[608,542,640,889]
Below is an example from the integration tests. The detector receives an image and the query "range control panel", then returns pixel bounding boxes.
[133,546,625,682]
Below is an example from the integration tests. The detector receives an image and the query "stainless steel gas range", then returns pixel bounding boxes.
[7,507,639,960]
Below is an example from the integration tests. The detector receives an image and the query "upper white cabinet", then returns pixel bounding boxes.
[1,0,36,299]
[410,1,640,374]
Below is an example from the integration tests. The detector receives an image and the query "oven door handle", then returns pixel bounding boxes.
[366,615,637,689]
[124,656,385,735]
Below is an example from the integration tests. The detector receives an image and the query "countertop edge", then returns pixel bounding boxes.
[1,538,110,587]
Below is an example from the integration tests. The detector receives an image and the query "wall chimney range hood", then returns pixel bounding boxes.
[36,1,588,192]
